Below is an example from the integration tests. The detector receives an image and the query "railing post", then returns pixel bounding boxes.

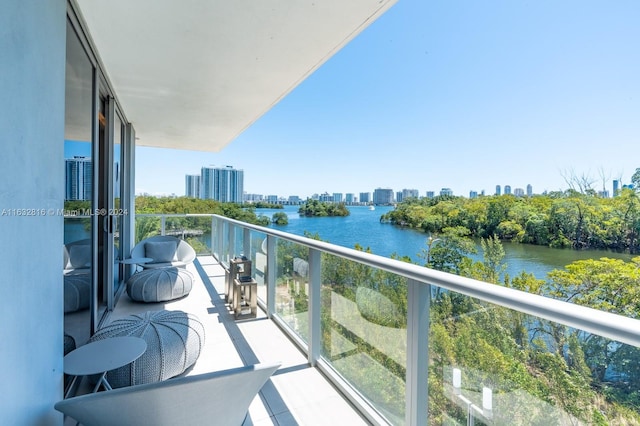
[210,216,218,258]
[215,218,223,262]
[266,235,276,318]
[406,279,430,425]
[308,248,321,366]
[160,215,166,236]
[228,223,236,262]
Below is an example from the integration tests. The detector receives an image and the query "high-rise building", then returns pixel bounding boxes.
[402,189,419,200]
[244,193,264,202]
[200,165,244,203]
[426,191,435,198]
[504,185,512,195]
[319,192,333,202]
[495,185,501,196]
[333,193,343,203]
[345,193,355,204]
[469,190,478,199]
[373,188,394,205]
[526,184,533,197]
[65,156,92,200]
[613,179,620,196]
[359,192,371,203]
[514,188,525,197]
[440,188,453,196]
[185,174,200,198]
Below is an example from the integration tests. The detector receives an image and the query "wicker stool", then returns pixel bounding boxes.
[64,273,91,313]
[126,267,194,302]
[89,310,205,388]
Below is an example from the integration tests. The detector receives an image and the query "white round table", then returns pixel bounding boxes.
[64,336,147,397]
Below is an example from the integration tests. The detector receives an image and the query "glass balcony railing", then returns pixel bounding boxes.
[135,213,640,425]
[136,214,214,255]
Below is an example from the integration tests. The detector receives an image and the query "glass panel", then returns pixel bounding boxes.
[134,214,162,243]
[250,230,268,302]
[64,19,94,345]
[428,290,640,424]
[164,216,212,255]
[320,254,408,424]
[274,239,309,341]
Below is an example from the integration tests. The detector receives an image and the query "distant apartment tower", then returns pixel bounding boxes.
[359,192,371,203]
[200,165,244,203]
[613,179,620,196]
[402,189,419,200]
[495,185,501,196]
[373,188,394,205]
[598,190,610,198]
[514,188,525,197]
[425,191,435,198]
[65,156,92,200]
[266,195,278,203]
[333,193,343,203]
[526,184,533,197]
[504,185,512,195]
[345,193,355,204]
[185,174,200,198]
[440,188,453,196]
[469,190,478,199]
[244,193,264,203]
[288,195,301,204]
[319,192,333,202]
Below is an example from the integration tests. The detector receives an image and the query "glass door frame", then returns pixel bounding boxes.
[68,0,134,335]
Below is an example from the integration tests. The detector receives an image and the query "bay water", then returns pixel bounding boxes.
[262,205,635,280]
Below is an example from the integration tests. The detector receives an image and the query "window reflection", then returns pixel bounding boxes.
[63,19,94,346]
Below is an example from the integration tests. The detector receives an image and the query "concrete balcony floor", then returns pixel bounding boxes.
[67,255,369,425]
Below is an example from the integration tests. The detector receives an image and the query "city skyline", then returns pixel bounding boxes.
[131,0,640,198]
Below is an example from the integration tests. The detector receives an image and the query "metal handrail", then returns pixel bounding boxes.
[210,214,640,348]
[135,212,640,348]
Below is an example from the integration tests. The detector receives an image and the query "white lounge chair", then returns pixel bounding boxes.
[55,363,280,426]
[131,235,196,269]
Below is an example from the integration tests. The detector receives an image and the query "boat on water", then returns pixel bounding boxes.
[369,205,375,211]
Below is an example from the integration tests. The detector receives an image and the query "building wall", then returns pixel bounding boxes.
[0,1,66,423]
[185,174,200,198]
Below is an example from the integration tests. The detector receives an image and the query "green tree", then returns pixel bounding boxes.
[419,227,477,274]
[631,168,640,192]
[272,212,289,225]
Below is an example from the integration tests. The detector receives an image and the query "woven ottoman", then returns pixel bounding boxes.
[64,273,91,313]
[89,310,205,388]
[126,267,194,303]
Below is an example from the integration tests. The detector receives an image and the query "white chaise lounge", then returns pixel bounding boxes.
[55,363,280,426]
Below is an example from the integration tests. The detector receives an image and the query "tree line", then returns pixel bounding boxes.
[298,199,350,217]
[381,188,640,253]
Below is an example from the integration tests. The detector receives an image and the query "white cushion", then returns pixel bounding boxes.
[145,241,178,263]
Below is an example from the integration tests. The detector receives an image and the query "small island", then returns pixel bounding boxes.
[298,199,350,217]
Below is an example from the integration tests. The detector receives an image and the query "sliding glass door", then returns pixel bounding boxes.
[64,9,133,342]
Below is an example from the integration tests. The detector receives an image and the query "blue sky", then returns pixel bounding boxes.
[135,0,640,198]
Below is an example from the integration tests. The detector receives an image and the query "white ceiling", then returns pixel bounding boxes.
[76,0,397,152]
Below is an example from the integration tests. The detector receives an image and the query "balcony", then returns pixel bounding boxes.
[70,213,640,425]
